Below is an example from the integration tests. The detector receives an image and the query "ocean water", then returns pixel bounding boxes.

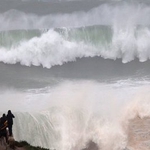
[1,0,150,150]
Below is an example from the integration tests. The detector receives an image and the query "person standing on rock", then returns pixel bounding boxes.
[0,113,8,144]
[7,110,15,137]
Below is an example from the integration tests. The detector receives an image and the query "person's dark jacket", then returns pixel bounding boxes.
[7,112,15,126]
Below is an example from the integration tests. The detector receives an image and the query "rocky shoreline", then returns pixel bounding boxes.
[0,140,49,150]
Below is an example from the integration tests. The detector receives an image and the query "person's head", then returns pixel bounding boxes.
[8,110,11,114]
[2,113,6,117]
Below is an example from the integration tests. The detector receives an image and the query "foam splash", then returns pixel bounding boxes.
[0,30,98,68]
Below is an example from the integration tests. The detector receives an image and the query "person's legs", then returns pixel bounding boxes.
[1,131,8,144]
[8,125,12,136]
[5,132,8,144]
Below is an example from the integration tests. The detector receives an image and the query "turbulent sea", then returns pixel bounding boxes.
[1,0,150,150]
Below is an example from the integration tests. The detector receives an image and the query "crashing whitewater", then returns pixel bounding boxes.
[1,81,150,150]
[0,0,150,150]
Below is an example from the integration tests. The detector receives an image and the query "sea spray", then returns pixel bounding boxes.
[1,81,150,149]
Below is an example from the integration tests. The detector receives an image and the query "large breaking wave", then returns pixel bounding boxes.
[1,2,150,67]
[0,25,150,68]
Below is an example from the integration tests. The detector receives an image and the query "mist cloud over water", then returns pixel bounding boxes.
[1,2,150,30]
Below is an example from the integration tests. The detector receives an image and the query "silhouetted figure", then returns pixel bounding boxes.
[0,113,8,144]
[7,110,15,136]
